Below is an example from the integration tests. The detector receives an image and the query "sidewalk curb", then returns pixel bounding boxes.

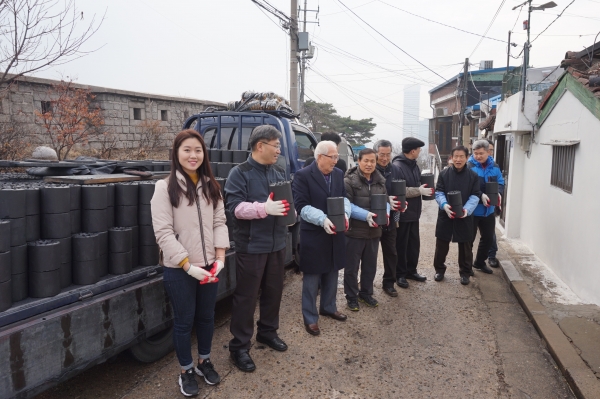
[497,258,600,399]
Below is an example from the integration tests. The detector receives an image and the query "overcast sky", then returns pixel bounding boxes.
[35,0,600,145]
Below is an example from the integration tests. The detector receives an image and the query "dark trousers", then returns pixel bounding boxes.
[229,248,285,352]
[433,238,474,277]
[472,214,496,267]
[344,236,379,299]
[488,232,498,259]
[162,266,219,369]
[395,221,420,278]
[302,269,339,325]
[380,227,398,288]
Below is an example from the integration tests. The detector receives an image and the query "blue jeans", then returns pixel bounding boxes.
[162,266,218,370]
[488,232,498,259]
[302,269,339,325]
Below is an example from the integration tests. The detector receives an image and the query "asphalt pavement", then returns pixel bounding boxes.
[36,200,575,399]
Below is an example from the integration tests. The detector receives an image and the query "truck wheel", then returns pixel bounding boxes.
[129,325,174,363]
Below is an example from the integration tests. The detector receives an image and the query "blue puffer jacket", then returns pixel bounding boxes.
[467,155,505,217]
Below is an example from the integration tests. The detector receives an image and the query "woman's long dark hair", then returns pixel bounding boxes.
[167,129,222,208]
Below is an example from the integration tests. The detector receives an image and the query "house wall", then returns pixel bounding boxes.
[517,90,600,304]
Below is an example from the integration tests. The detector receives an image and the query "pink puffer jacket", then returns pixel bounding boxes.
[151,171,229,268]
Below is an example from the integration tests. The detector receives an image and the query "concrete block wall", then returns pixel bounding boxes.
[0,75,225,155]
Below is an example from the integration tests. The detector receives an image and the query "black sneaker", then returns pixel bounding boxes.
[195,358,221,385]
[347,298,360,311]
[473,263,493,274]
[488,258,500,268]
[178,368,199,397]
[358,294,379,308]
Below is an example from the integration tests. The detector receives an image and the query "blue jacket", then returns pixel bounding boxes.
[467,155,505,217]
[224,156,288,254]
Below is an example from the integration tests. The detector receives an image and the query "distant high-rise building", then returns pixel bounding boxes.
[403,85,421,140]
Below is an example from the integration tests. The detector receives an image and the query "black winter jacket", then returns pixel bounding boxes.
[224,156,288,254]
[344,166,387,240]
[392,154,423,223]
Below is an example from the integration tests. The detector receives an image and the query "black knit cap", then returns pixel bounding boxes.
[402,137,425,153]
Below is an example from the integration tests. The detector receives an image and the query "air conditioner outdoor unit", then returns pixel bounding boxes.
[480,60,493,70]
[435,108,448,117]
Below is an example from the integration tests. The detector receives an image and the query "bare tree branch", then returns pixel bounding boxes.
[0,0,103,91]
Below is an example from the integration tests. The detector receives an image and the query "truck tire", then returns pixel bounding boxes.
[129,325,174,363]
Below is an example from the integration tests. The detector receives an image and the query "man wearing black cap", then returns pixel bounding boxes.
[391,137,433,288]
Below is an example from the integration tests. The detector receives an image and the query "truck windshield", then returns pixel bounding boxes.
[293,129,315,161]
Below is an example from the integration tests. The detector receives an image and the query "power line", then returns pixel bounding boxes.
[377,0,508,44]
[469,0,507,58]
[336,0,447,81]
[531,0,577,43]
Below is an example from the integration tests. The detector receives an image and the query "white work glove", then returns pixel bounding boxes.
[186,264,215,284]
[209,259,224,276]
[443,204,455,219]
[389,195,400,211]
[264,192,290,216]
[323,217,335,234]
[460,209,468,218]
[481,193,491,207]
[419,184,434,196]
[366,212,378,228]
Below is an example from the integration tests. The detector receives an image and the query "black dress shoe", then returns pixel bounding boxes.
[406,272,427,282]
[382,286,398,297]
[305,323,321,336]
[460,276,470,285]
[396,277,409,288]
[256,335,288,352]
[230,349,256,372]
[319,311,348,321]
[473,263,493,274]
[434,273,444,282]
[488,258,500,268]
[469,270,475,277]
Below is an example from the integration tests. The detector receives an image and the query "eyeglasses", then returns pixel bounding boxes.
[321,154,340,161]
[259,142,281,150]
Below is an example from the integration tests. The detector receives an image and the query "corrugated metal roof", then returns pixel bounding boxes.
[428,67,517,94]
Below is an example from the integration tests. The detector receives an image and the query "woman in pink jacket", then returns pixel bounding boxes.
[151,129,229,397]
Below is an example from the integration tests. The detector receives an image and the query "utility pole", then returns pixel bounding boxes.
[506,30,512,73]
[521,0,532,111]
[290,0,299,113]
[299,0,307,116]
[458,57,469,146]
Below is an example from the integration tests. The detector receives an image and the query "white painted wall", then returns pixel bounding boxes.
[516,90,600,305]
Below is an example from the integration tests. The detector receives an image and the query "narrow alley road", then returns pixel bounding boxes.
[36,200,574,399]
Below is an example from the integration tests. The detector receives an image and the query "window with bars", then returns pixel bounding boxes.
[550,145,576,193]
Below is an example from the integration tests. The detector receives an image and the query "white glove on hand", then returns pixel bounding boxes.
[498,194,502,211]
[460,209,468,218]
[211,260,224,276]
[186,264,212,281]
[264,192,288,216]
[481,193,491,207]
[366,212,378,228]
[419,184,434,196]
[389,196,400,211]
[323,218,335,234]
[443,204,455,219]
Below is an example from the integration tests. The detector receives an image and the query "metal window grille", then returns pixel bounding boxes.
[550,145,576,193]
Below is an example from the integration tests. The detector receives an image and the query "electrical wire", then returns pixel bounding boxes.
[377,0,508,44]
[336,0,447,81]
[469,0,507,58]
[511,4,524,32]
[531,0,577,43]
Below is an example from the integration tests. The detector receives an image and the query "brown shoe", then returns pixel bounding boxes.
[305,323,320,336]
[319,311,348,322]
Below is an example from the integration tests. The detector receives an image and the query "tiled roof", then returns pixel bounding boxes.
[559,43,600,98]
